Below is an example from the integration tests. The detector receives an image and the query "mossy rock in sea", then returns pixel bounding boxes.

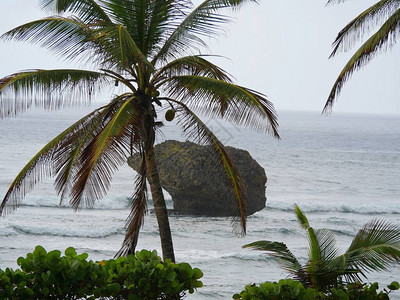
[128,140,267,216]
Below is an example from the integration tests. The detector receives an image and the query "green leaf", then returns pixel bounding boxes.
[65,247,77,258]
[388,281,400,291]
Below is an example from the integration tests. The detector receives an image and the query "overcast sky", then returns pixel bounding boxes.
[1,0,399,115]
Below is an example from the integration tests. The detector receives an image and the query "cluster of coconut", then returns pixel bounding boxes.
[144,86,176,122]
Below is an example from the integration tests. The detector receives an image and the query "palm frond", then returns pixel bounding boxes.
[154,0,258,63]
[294,206,322,267]
[0,17,98,62]
[168,98,247,234]
[324,7,400,112]
[244,241,304,279]
[0,69,109,118]
[91,23,154,73]
[152,55,233,85]
[329,0,400,57]
[39,0,112,24]
[116,151,148,257]
[295,205,310,230]
[101,0,185,58]
[0,108,104,215]
[316,228,339,261]
[163,75,279,137]
[69,96,142,209]
[345,220,400,271]
[52,100,119,204]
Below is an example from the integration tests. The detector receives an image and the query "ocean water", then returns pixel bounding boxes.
[0,107,399,299]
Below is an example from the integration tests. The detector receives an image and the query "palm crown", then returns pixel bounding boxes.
[0,0,279,261]
[244,205,400,291]
[324,0,400,112]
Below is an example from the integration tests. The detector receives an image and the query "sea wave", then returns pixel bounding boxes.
[12,224,123,238]
[265,202,400,215]
[13,195,173,211]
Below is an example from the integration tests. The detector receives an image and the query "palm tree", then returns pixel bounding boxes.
[324,0,400,112]
[244,205,400,292]
[0,0,279,262]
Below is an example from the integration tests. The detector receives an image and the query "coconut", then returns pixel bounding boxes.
[165,109,175,122]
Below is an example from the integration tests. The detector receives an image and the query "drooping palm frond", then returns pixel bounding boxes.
[52,99,126,204]
[324,8,400,112]
[0,69,109,118]
[153,0,258,64]
[164,75,279,137]
[70,96,143,209]
[117,151,148,257]
[329,0,400,57]
[0,17,98,62]
[244,241,305,281]
[167,98,247,234]
[0,107,105,215]
[152,55,233,85]
[39,0,112,24]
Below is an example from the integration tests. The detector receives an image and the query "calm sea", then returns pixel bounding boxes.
[0,107,399,299]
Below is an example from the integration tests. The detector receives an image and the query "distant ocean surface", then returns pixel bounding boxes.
[0,107,399,299]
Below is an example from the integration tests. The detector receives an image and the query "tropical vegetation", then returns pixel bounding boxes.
[0,0,280,261]
[233,279,399,300]
[244,205,400,292]
[324,0,400,112]
[0,246,203,299]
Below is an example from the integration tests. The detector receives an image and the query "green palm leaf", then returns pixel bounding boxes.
[39,0,112,24]
[70,96,141,209]
[164,75,279,137]
[153,0,258,63]
[168,98,247,234]
[324,1,400,112]
[329,0,400,57]
[244,241,305,280]
[0,108,104,215]
[0,17,97,62]
[102,0,180,57]
[0,69,109,117]
[152,55,232,84]
[52,102,115,204]
[117,152,148,257]
[331,220,400,275]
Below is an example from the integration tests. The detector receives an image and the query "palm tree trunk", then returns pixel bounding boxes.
[145,144,176,262]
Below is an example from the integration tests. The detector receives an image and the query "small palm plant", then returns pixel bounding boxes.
[244,205,400,292]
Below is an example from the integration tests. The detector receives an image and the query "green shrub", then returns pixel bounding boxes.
[97,249,203,299]
[0,246,203,300]
[233,279,320,300]
[233,279,400,300]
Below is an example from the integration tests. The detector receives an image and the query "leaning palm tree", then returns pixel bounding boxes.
[244,205,400,292]
[0,0,279,262]
[324,0,400,112]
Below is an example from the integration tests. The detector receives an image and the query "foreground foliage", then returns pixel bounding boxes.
[233,279,399,300]
[244,205,400,292]
[0,246,203,299]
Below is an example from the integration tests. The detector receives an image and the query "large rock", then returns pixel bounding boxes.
[128,140,267,216]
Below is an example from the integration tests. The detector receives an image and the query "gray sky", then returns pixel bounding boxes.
[1,0,399,115]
